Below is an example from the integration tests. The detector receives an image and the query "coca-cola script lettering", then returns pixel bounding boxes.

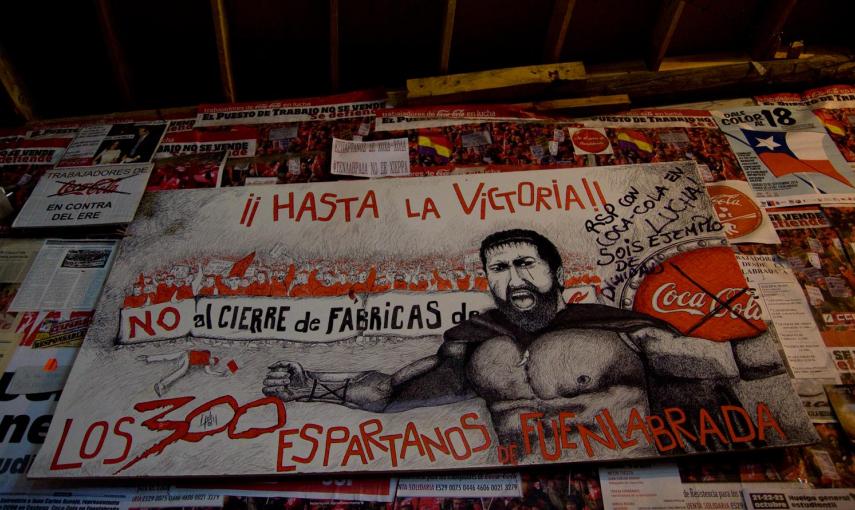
[652,283,763,320]
[56,178,120,196]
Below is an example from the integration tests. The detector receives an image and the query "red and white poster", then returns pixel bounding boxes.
[147,152,226,192]
[12,164,152,228]
[0,129,76,234]
[154,125,258,160]
[195,90,387,127]
[31,162,814,479]
[372,105,583,175]
[576,109,778,244]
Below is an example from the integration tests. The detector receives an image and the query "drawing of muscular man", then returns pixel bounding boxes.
[263,229,787,454]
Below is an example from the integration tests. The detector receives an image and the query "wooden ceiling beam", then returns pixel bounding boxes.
[408,61,586,104]
[95,0,134,107]
[439,0,457,73]
[647,0,686,71]
[210,0,237,102]
[579,48,855,101]
[0,44,34,121]
[750,0,799,60]
[543,0,577,63]
[330,0,340,92]
[526,94,631,113]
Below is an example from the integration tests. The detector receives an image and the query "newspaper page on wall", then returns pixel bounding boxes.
[737,208,855,384]
[0,239,42,373]
[0,241,116,491]
[31,162,815,478]
[9,239,117,314]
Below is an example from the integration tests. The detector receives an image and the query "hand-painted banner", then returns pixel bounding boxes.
[119,292,495,344]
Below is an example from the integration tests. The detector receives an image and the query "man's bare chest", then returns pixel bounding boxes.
[464,328,645,401]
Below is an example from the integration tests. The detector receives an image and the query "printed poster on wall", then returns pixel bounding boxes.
[12,164,152,228]
[577,109,778,244]
[713,106,855,207]
[31,162,815,479]
[756,85,855,168]
[58,122,166,168]
[0,132,76,234]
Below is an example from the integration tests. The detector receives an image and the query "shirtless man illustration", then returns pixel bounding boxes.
[263,229,786,453]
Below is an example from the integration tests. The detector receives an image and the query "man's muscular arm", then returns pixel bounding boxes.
[626,326,785,380]
[626,327,740,380]
[262,346,475,412]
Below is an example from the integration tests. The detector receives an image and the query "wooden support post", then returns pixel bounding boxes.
[95,0,133,106]
[210,0,236,102]
[750,0,799,60]
[408,61,585,104]
[439,0,457,73]
[0,44,34,121]
[647,0,686,71]
[543,0,577,63]
[330,0,340,92]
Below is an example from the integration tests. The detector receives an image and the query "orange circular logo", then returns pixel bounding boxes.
[571,129,610,153]
[707,184,762,239]
[632,247,767,341]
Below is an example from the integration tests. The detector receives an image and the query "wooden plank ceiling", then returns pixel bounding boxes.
[0,0,853,127]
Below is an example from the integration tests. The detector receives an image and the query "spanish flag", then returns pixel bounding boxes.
[616,129,653,153]
[816,112,847,137]
[417,134,453,159]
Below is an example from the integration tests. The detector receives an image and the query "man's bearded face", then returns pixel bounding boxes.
[484,242,560,332]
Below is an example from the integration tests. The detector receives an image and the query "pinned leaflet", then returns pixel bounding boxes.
[331,137,410,178]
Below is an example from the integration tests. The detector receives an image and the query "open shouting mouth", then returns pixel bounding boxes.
[509,288,536,310]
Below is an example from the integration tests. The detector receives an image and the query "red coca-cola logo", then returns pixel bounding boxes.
[571,128,610,154]
[707,184,762,239]
[633,247,767,341]
[56,178,120,196]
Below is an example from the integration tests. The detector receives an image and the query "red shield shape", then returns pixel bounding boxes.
[633,247,767,341]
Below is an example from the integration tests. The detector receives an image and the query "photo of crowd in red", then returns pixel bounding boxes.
[220,153,329,186]
[825,206,855,261]
[146,152,226,191]
[593,127,745,182]
[0,283,19,333]
[814,108,855,162]
[680,422,855,488]
[0,164,50,234]
[121,251,600,308]
[256,117,374,157]
[372,122,587,173]
[737,213,855,347]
